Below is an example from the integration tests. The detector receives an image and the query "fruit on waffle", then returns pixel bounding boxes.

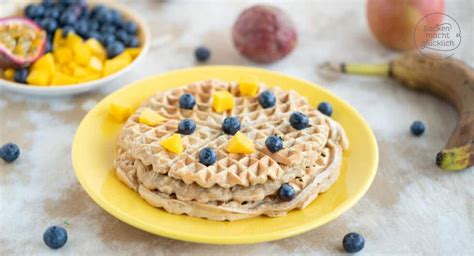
[114,79,348,221]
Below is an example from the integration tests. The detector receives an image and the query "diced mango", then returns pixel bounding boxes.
[3,68,15,81]
[66,32,83,48]
[53,47,73,64]
[50,72,76,85]
[78,73,101,83]
[114,51,132,64]
[125,48,141,59]
[139,108,167,126]
[53,29,65,50]
[85,38,107,61]
[73,66,89,77]
[109,101,133,122]
[160,134,184,154]
[87,56,103,73]
[102,58,129,77]
[212,90,234,113]
[32,53,55,75]
[73,43,91,66]
[60,64,73,76]
[239,75,259,96]
[227,131,255,154]
[26,69,51,86]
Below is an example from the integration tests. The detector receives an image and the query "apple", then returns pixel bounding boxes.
[367,0,445,50]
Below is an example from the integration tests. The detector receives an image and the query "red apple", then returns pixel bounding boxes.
[367,0,444,50]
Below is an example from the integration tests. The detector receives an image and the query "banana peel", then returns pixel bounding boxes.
[320,51,473,171]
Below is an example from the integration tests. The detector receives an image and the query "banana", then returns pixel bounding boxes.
[320,51,473,171]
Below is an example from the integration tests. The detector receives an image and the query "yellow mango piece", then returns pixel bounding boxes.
[85,38,106,61]
[87,56,103,73]
[102,58,128,77]
[227,131,255,154]
[125,48,141,59]
[160,134,184,154]
[66,32,83,48]
[50,72,76,86]
[53,29,65,50]
[53,47,73,64]
[3,68,15,81]
[60,64,73,76]
[73,66,89,77]
[32,53,55,75]
[114,51,132,64]
[239,75,259,96]
[73,43,91,66]
[212,90,235,113]
[26,69,51,86]
[78,73,101,83]
[109,101,133,122]
[139,108,167,126]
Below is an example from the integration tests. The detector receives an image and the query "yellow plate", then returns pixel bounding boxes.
[72,66,378,244]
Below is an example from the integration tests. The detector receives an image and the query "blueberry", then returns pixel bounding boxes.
[289,112,309,130]
[41,0,55,8]
[222,117,240,135]
[110,10,123,25]
[101,34,116,47]
[410,121,425,136]
[88,21,100,32]
[39,18,58,33]
[59,11,77,26]
[194,46,211,62]
[75,20,89,38]
[25,4,45,19]
[342,232,365,253]
[106,41,125,58]
[61,25,75,37]
[44,7,60,20]
[80,9,92,19]
[100,25,116,34]
[14,69,28,84]
[278,183,295,201]
[45,40,52,53]
[199,147,217,166]
[317,102,333,117]
[125,36,140,48]
[265,135,283,153]
[179,93,196,109]
[96,9,113,24]
[115,29,129,44]
[1,143,20,163]
[178,119,197,135]
[258,90,276,108]
[88,31,102,41]
[43,226,68,249]
[123,21,138,34]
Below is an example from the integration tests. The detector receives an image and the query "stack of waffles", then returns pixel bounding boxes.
[115,79,348,221]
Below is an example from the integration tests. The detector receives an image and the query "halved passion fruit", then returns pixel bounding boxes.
[0,17,46,69]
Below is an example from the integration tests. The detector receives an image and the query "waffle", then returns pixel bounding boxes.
[115,80,348,221]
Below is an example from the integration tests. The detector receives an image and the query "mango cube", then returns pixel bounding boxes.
[50,72,76,85]
[53,29,65,50]
[160,134,184,154]
[139,108,167,126]
[239,76,259,96]
[3,68,15,81]
[26,69,51,86]
[53,47,73,64]
[66,32,83,48]
[227,131,255,154]
[125,48,141,59]
[73,43,91,66]
[85,38,106,61]
[78,73,101,83]
[73,66,89,77]
[109,101,133,122]
[87,56,103,73]
[212,90,234,113]
[114,51,132,64]
[32,53,55,75]
[102,58,129,77]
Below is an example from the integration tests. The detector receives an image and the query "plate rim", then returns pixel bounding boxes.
[72,66,379,244]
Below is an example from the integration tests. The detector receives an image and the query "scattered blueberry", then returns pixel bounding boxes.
[194,46,211,62]
[61,25,75,37]
[289,112,309,130]
[1,143,20,163]
[14,69,28,84]
[59,11,77,26]
[265,135,283,153]
[123,21,138,34]
[43,226,68,249]
[115,29,129,44]
[40,18,58,34]
[178,119,197,135]
[106,41,125,58]
[258,90,276,108]
[317,102,333,117]
[410,121,425,136]
[125,36,140,48]
[179,93,196,109]
[25,4,45,19]
[278,183,295,201]
[342,232,365,253]
[222,117,241,135]
[199,147,217,166]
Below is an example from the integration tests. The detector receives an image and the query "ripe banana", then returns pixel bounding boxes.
[320,51,473,171]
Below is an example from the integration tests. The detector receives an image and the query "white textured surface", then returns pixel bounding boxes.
[1,0,473,255]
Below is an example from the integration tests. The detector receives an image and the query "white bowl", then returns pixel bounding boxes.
[0,1,151,96]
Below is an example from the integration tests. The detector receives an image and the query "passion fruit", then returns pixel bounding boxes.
[0,17,46,69]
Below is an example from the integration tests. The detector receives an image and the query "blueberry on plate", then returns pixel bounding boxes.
[317,102,333,117]
[410,121,425,136]
[342,232,365,253]
[43,226,68,249]
[40,18,58,34]
[125,36,140,48]
[222,117,241,135]
[1,143,20,163]
[278,183,295,201]
[14,69,29,84]
[106,41,125,59]
[25,4,45,19]
[178,119,197,135]
[194,46,211,62]
[179,93,196,109]
[258,90,276,108]
[199,147,217,166]
[265,135,283,153]
[289,111,309,130]
[123,21,138,34]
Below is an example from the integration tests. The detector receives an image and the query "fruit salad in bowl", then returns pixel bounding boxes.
[0,0,150,95]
